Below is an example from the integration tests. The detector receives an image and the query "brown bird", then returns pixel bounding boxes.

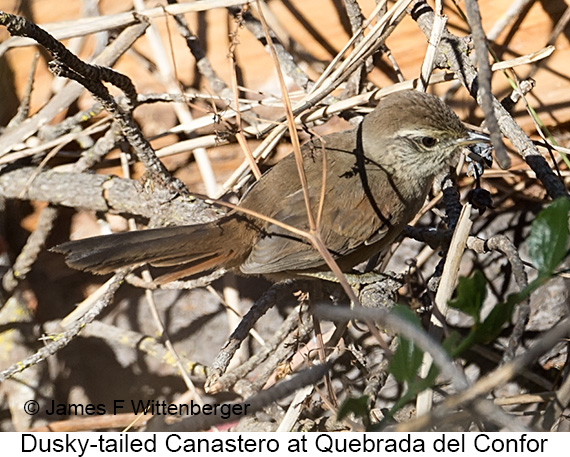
[53,90,487,283]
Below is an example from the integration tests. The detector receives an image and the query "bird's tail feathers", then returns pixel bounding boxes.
[52,219,250,279]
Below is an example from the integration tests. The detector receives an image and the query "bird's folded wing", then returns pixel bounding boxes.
[240,183,390,275]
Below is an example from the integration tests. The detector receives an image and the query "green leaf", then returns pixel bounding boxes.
[527,198,570,276]
[338,395,370,425]
[472,298,516,344]
[390,335,424,384]
[388,306,424,384]
[447,270,487,322]
[390,304,422,328]
[442,331,462,355]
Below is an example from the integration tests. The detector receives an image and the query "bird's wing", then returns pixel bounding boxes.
[239,134,396,275]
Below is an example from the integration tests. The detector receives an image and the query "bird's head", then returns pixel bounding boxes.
[362,90,489,178]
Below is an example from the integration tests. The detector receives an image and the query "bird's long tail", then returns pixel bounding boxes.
[52,217,253,282]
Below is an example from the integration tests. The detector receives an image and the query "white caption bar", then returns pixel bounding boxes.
[4,432,560,456]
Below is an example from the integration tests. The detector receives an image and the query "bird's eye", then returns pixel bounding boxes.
[421,136,438,148]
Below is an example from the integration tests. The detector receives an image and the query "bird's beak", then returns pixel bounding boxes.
[458,131,491,146]
[458,131,492,164]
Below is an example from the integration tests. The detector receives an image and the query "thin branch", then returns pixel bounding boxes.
[149,364,330,432]
[397,317,570,431]
[0,273,125,383]
[408,0,569,200]
[465,0,510,169]
[0,18,149,155]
